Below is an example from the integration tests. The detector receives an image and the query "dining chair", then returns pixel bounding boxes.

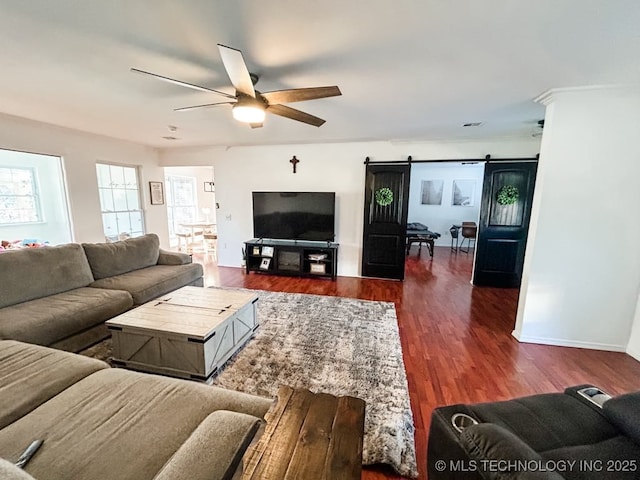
[459,221,477,253]
[203,232,218,258]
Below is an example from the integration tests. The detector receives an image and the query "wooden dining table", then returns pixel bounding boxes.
[179,222,215,236]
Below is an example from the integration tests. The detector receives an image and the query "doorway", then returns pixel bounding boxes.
[164,166,217,257]
[374,158,538,288]
[406,162,485,255]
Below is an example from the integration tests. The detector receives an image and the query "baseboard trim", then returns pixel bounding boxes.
[626,346,640,362]
[512,331,627,352]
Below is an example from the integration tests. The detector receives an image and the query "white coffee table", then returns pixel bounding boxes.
[106,286,258,382]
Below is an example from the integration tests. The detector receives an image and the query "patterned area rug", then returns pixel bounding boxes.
[80,289,417,478]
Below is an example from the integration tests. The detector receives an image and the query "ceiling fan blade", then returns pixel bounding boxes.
[174,101,236,112]
[250,123,263,129]
[261,86,341,105]
[131,68,236,99]
[267,104,326,127]
[217,44,256,98]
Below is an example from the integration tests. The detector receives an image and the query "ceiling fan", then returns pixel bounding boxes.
[131,44,341,128]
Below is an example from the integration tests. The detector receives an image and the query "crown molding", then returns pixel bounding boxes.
[535,83,640,105]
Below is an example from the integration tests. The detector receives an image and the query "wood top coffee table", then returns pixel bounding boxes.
[106,286,259,382]
[242,385,366,480]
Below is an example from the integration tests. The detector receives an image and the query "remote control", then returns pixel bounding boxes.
[15,439,43,469]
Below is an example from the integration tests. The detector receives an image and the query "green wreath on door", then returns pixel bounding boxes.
[497,185,519,205]
[375,187,394,206]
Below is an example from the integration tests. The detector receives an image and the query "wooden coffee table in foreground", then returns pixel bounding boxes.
[242,385,366,480]
[106,286,258,382]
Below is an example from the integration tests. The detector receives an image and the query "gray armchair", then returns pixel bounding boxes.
[428,385,640,479]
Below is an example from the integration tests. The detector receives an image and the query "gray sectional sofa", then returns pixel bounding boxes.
[0,234,203,352]
[0,339,273,480]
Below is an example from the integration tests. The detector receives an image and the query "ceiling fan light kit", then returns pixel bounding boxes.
[132,44,341,128]
[232,96,266,123]
[232,105,265,123]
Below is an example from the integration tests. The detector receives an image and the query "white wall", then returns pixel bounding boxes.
[160,137,539,276]
[0,113,169,246]
[628,294,640,361]
[408,162,485,246]
[514,86,640,352]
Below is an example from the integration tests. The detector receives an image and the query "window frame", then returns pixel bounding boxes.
[0,166,43,226]
[95,162,146,242]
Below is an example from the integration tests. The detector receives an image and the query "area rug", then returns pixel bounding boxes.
[80,289,418,478]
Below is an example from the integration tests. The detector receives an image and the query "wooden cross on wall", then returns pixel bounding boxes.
[289,156,300,173]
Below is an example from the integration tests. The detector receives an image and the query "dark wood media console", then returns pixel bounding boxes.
[245,239,338,280]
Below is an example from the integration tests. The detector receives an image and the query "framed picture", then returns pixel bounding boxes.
[421,179,444,205]
[204,181,215,192]
[261,246,274,257]
[149,181,164,205]
[452,179,476,207]
[252,246,261,256]
[310,263,326,274]
[260,258,271,270]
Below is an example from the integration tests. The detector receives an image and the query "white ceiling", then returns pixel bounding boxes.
[0,0,638,148]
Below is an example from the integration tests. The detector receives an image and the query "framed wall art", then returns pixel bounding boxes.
[421,179,444,205]
[149,181,165,205]
[452,179,475,207]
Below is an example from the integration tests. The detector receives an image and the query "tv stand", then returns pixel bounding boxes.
[244,239,338,280]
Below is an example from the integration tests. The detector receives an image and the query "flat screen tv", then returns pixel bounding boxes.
[252,191,335,241]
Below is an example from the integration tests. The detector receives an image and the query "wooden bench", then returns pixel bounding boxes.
[242,385,366,480]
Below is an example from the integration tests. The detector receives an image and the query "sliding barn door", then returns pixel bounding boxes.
[361,163,410,280]
[473,161,538,287]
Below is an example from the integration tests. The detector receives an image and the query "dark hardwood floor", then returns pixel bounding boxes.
[194,247,640,480]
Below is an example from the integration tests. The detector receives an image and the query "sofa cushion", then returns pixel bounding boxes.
[0,340,107,429]
[89,263,204,304]
[603,391,640,445]
[0,368,272,480]
[49,324,110,353]
[0,244,94,308]
[82,233,160,280]
[157,248,192,265]
[0,459,37,480]
[0,287,133,346]
[153,410,261,480]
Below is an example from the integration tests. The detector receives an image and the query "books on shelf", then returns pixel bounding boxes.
[308,253,328,261]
